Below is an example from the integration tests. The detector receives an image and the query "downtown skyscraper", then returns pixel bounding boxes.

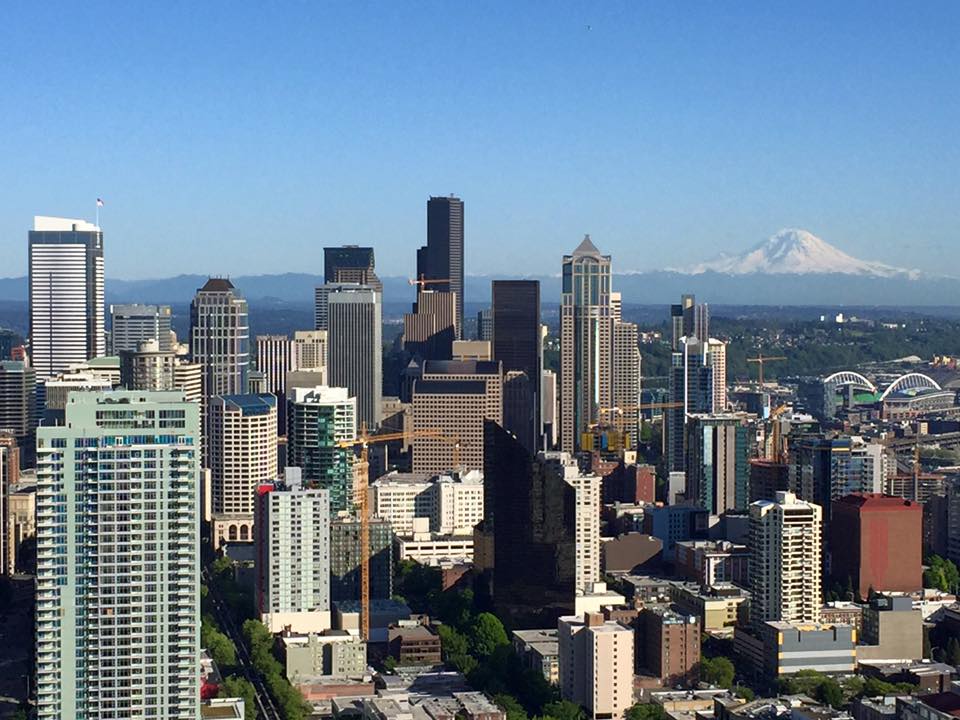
[492,280,541,452]
[327,285,382,429]
[560,236,612,453]
[417,196,464,336]
[35,391,200,719]
[189,278,250,398]
[29,216,105,379]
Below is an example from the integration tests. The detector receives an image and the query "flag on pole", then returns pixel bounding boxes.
[96,198,104,207]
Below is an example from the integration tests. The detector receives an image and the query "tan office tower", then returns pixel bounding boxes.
[404,290,458,360]
[749,490,822,629]
[559,613,634,720]
[208,394,278,548]
[611,321,641,447]
[411,360,502,475]
[119,339,203,403]
[561,236,612,453]
[256,335,292,398]
[707,338,728,412]
[292,330,327,375]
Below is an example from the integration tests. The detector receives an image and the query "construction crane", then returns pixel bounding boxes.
[585,402,683,449]
[408,274,452,290]
[767,404,790,462]
[336,426,460,641]
[747,353,787,386]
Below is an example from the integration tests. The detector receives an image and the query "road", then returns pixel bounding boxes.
[203,566,283,720]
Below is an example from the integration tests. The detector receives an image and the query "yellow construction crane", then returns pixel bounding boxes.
[584,402,683,450]
[747,353,787,385]
[767,404,790,462]
[336,427,460,641]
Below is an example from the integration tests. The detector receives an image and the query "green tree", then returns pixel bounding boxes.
[469,612,509,658]
[438,624,470,659]
[494,693,529,720]
[732,686,755,701]
[626,704,669,720]
[700,656,735,688]
[817,678,844,709]
[221,675,257,720]
[542,701,584,720]
[206,629,238,669]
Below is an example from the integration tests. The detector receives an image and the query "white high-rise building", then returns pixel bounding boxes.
[371,469,484,536]
[256,335,293,399]
[110,304,172,353]
[292,330,328,374]
[190,278,250,400]
[707,338,728,412]
[749,490,823,629]
[35,391,200,719]
[29,216,105,379]
[831,437,885,499]
[209,394,278,548]
[611,321,641,446]
[255,469,331,633]
[559,613,634,720]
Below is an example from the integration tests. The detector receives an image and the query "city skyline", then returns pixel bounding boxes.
[2,4,959,279]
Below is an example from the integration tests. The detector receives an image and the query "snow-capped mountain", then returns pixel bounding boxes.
[680,229,919,278]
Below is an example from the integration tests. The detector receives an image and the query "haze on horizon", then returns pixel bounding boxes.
[1,2,958,280]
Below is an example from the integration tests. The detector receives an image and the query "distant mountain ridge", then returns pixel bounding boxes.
[677,228,921,278]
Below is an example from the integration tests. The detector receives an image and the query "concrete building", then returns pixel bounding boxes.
[641,504,710,559]
[256,334,292,405]
[0,361,37,462]
[280,630,367,682]
[404,290,457,361]
[372,469,483,537]
[110,303,172,353]
[324,246,382,292]
[830,493,923,600]
[4,477,36,575]
[29,216,105,379]
[759,621,856,677]
[667,336,716,473]
[668,581,750,632]
[209,394,278,548]
[638,606,700,687]
[327,285,382,429]
[255,472,331,633]
[330,516,393,602]
[35,391,200,719]
[611,320,641,447]
[857,593,923,661]
[675,540,750,588]
[513,629,560,684]
[749,491,823,628]
[685,413,755,515]
[412,361,502,474]
[190,277,250,400]
[388,622,442,666]
[292,330,328,375]
[560,236,612,453]
[286,386,357,513]
[119,339,203,403]
[396,518,474,566]
[558,613,634,720]
[707,339,728,412]
[830,438,886,500]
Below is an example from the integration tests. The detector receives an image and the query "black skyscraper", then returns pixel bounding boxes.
[492,280,541,451]
[417,196,464,337]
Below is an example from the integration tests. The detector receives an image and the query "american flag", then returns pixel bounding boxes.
[96,198,104,207]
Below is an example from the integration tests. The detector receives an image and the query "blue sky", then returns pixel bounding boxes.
[1,1,958,279]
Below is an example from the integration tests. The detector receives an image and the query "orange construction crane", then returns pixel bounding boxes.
[408,274,452,290]
[747,353,787,385]
[336,426,459,641]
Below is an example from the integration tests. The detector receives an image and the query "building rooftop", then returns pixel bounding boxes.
[413,380,486,395]
[220,393,277,414]
[919,692,960,717]
[199,277,236,292]
[833,493,921,510]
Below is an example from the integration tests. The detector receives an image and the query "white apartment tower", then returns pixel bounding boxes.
[707,338,728,412]
[611,320,641,446]
[35,391,200,719]
[255,470,332,633]
[29,216,105,379]
[208,394,278,548]
[559,613,634,720]
[749,490,823,629]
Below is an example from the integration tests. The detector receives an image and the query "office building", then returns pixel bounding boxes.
[560,236,612,453]
[372,469,484,536]
[280,631,367,681]
[119,339,203,403]
[110,303,172,353]
[751,622,856,678]
[641,504,711,559]
[829,437,886,500]
[35,391,200,719]
[286,386,357,513]
[857,594,923,661]
[209,394,278,548]
[0,361,37,462]
[190,278,250,399]
[513,629,560,685]
[255,472,331,633]
[542,369,558,448]
[292,330,327,374]
[492,280,541,448]
[29,216,105,379]
[638,606,700,687]
[503,370,536,452]
[830,493,922,600]
[476,307,493,341]
[611,320,641,447]
[411,359,503,475]
[404,290,458,360]
[327,285,382,429]
[482,423,601,627]
[707,338,728,412]
[324,245,382,292]
[675,540,749,588]
[5,478,36,575]
[749,491,822,629]
[330,516,393,602]
[685,413,755,515]
[418,195,465,336]
[257,335,292,400]
[558,613,634,720]
[667,337,715,472]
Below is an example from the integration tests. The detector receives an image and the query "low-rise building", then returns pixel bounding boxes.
[559,613,634,720]
[334,599,412,644]
[387,622,442,667]
[821,602,863,632]
[735,622,856,679]
[674,540,749,588]
[396,517,473,566]
[512,629,559,685]
[669,582,749,632]
[280,630,367,682]
[201,698,245,719]
[637,606,700,687]
[857,594,923,662]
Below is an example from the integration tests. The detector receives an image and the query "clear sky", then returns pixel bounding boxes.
[1,1,958,279]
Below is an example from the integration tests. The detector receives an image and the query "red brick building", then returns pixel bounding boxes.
[830,493,922,600]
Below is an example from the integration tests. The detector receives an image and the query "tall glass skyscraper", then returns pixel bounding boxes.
[492,280,541,451]
[35,391,200,719]
[560,236,612,453]
[29,216,105,379]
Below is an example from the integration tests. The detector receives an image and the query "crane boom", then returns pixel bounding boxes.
[747,353,787,385]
